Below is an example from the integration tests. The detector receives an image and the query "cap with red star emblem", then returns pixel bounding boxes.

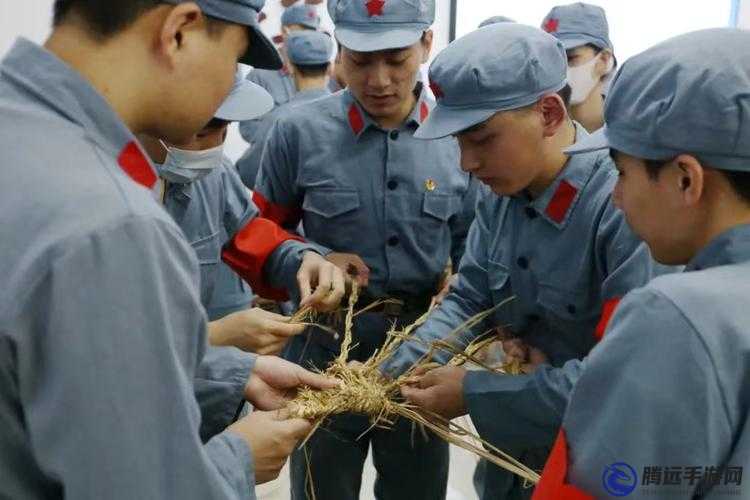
[328,0,434,52]
[541,3,613,51]
[281,4,321,29]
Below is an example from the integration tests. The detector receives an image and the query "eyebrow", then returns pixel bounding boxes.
[458,120,489,136]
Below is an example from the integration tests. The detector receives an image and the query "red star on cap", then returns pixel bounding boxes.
[366,0,385,17]
[429,80,444,99]
[307,10,316,19]
[543,18,559,33]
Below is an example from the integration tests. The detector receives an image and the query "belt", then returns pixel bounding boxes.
[357,292,432,317]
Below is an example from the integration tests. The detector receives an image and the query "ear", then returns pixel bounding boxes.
[537,94,567,138]
[419,30,434,64]
[672,154,705,206]
[156,2,204,68]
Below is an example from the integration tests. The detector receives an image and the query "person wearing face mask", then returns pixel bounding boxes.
[542,3,616,133]
[140,66,334,356]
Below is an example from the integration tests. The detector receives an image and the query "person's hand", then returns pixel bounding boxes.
[208,308,305,355]
[501,338,549,374]
[297,251,346,312]
[227,410,312,484]
[244,355,339,410]
[325,252,370,288]
[400,366,468,420]
[431,273,457,306]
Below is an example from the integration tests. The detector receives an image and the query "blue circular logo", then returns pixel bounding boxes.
[602,462,638,497]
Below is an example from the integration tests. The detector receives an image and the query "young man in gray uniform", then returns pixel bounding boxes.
[239,3,320,142]
[237,30,333,187]
[253,1,479,498]
[533,28,750,500]
[0,1,343,498]
[383,24,670,499]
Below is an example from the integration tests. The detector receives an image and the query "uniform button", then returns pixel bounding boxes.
[389,130,400,141]
[567,304,577,315]
[525,207,538,219]
[517,256,529,269]
[388,236,399,246]
[387,180,398,190]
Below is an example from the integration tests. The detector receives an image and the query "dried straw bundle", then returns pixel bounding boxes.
[288,285,540,486]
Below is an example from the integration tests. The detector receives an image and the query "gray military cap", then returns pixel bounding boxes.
[286,31,334,66]
[478,15,515,28]
[281,4,321,29]
[566,28,750,173]
[416,23,567,140]
[541,2,613,51]
[327,0,435,52]
[163,0,282,69]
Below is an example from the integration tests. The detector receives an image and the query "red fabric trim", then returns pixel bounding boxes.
[348,103,364,135]
[429,80,444,99]
[595,297,622,341]
[117,141,156,189]
[543,18,560,33]
[252,191,303,227]
[420,101,429,123]
[273,34,284,45]
[222,217,304,301]
[545,180,578,223]
[365,0,385,16]
[533,430,594,500]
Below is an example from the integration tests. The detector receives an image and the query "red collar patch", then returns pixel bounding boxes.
[348,103,365,135]
[419,101,429,123]
[543,18,560,33]
[118,141,156,189]
[545,180,578,224]
[366,0,385,17]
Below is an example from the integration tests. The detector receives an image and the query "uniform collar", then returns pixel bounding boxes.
[293,87,330,103]
[686,224,750,271]
[526,123,599,230]
[1,38,156,189]
[344,83,431,140]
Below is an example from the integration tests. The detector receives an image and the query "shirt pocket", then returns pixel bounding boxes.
[302,188,361,250]
[419,192,459,254]
[190,230,221,304]
[536,282,597,325]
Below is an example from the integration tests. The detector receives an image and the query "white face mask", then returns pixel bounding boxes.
[157,141,224,184]
[567,53,612,105]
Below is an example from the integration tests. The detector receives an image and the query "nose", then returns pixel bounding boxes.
[366,61,390,90]
[458,141,480,173]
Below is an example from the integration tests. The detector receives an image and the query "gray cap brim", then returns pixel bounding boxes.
[335,27,423,52]
[215,78,274,122]
[564,126,610,155]
[242,25,283,69]
[414,105,497,140]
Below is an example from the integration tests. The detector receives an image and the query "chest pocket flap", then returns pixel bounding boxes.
[422,192,456,222]
[303,189,360,218]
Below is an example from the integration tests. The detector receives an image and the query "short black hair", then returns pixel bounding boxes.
[293,63,330,78]
[557,84,572,108]
[53,0,226,38]
[612,149,750,204]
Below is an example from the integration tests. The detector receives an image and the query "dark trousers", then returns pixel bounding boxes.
[285,310,450,500]
[473,447,550,500]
